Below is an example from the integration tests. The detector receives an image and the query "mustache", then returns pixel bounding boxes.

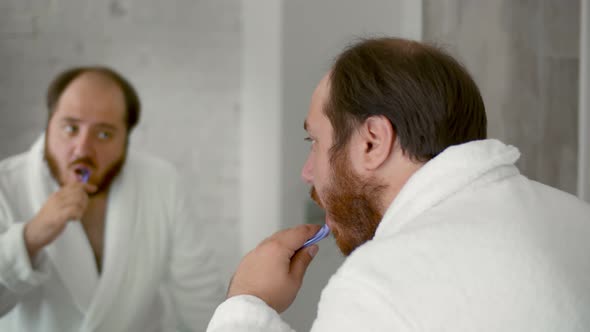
[310,187,324,209]
[69,157,96,169]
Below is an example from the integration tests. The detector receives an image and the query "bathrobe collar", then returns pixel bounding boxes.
[375,139,521,239]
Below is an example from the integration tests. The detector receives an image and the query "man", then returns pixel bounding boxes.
[0,67,222,331]
[207,38,590,331]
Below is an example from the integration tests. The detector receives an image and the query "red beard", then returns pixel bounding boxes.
[311,151,386,256]
[44,140,125,196]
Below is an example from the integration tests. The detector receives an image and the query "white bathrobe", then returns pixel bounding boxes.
[0,136,223,332]
[207,139,590,332]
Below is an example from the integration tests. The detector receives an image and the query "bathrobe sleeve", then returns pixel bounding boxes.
[207,295,295,332]
[0,202,51,316]
[165,172,225,332]
[206,240,412,332]
[206,276,409,332]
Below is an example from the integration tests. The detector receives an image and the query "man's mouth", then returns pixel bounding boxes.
[73,166,91,183]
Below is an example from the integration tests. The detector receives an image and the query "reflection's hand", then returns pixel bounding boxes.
[227,224,321,313]
[24,181,97,259]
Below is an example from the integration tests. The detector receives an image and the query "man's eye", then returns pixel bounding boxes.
[64,125,77,134]
[304,137,316,150]
[98,131,112,140]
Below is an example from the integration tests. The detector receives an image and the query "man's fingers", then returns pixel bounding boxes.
[64,181,93,190]
[60,183,91,202]
[270,224,322,252]
[289,244,319,282]
[83,183,98,193]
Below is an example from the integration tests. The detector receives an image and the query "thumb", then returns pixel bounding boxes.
[290,244,319,282]
[83,182,98,194]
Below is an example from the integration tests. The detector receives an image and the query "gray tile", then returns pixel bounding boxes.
[541,0,580,58]
[423,0,580,194]
[536,57,579,193]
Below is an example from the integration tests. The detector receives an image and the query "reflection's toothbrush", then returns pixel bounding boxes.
[80,168,91,183]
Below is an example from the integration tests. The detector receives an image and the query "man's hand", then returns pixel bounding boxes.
[24,181,96,259]
[227,224,322,313]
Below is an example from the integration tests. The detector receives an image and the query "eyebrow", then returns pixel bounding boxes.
[95,124,118,131]
[60,117,119,131]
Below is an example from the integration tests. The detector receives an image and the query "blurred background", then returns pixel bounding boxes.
[1,0,588,330]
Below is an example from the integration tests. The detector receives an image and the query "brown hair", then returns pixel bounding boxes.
[326,37,487,162]
[46,66,141,132]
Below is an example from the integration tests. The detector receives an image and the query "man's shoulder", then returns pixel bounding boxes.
[125,149,178,178]
[0,151,29,181]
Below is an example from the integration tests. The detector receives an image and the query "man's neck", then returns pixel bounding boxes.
[85,191,108,220]
[378,158,424,215]
[82,192,108,274]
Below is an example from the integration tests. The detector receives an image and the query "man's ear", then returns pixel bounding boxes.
[350,115,395,171]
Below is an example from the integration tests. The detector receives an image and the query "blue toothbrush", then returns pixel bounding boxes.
[300,224,330,249]
[80,168,90,183]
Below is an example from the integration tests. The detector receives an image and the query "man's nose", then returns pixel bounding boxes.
[73,131,94,157]
[301,154,313,184]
